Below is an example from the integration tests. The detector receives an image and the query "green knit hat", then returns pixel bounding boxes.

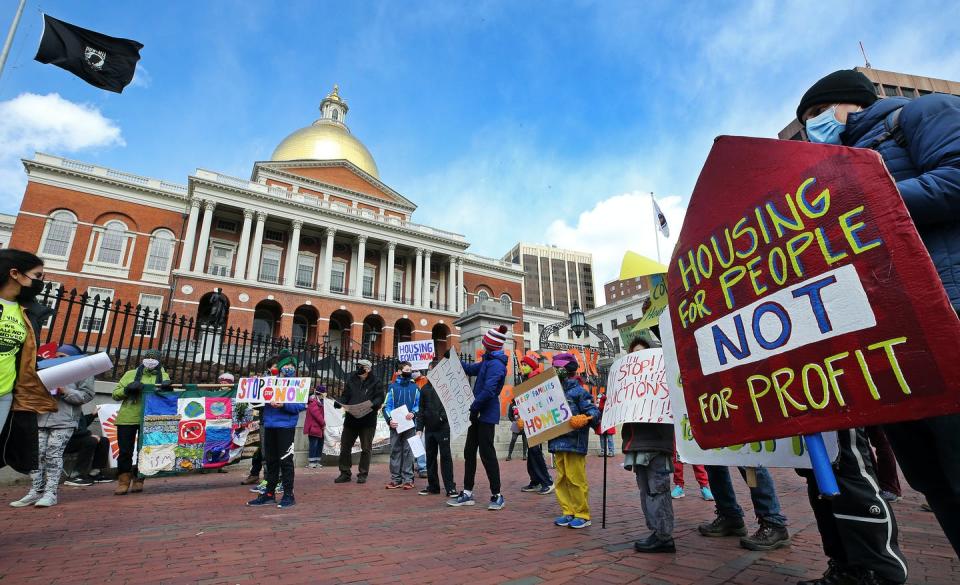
[276,349,298,369]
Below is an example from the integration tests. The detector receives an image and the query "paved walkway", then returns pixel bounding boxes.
[0,457,956,584]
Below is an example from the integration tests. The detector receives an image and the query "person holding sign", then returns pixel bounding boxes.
[384,362,421,490]
[547,353,600,530]
[517,355,554,496]
[416,364,458,497]
[334,359,385,485]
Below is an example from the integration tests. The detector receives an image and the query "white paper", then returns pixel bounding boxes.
[426,348,473,440]
[390,405,414,433]
[407,434,426,458]
[600,349,672,431]
[38,352,113,392]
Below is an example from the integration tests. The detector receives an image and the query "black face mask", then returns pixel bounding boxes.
[16,277,45,302]
[401,371,412,379]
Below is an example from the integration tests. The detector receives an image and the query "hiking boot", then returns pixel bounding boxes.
[114,473,132,496]
[9,492,40,507]
[521,483,542,492]
[741,521,790,551]
[129,476,144,493]
[698,514,747,537]
[34,494,57,507]
[240,475,260,485]
[247,493,276,506]
[634,533,676,553]
[797,560,859,585]
[277,494,296,509]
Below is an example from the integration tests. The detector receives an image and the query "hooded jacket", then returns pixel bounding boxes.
[37,375,95,429]
[384,376,420,423]
[303,395,326,437]
[462,350,507,424]
[263,400,306,429]
[547,377,600,455]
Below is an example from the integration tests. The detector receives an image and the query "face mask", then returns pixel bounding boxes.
[519,363,532,376]
[142,359,159,370]
[401,370,412,379]
[270,367,279,376]
[411,371,421,380]
[805,106,845,145]
[280,366,296,377]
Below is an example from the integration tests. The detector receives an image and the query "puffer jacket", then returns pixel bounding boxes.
[462,351,507,424]
[548,378,601,455]
[841,94,960,308]
[263,400,306,428]
[37,375,95,429]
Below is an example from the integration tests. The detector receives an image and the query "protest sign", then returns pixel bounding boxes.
[235,376,310,404]
[660,311,838,467]
[600,349,671,432]
[390,405,415,433]
[322,397,390,455]
[668,137,960,448]
[397,340,435,370]
[426,349,472,440]
[513,370,572,446]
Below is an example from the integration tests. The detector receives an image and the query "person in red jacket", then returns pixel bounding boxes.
[595,391,616,457]
[304,385,326,469]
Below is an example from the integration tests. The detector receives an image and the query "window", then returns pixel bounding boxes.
[538,324,545,337]
[215,219,237,233]
[625,314,633,322]
[596,323,603,335]
[208,243,234,277]
[95,221,127,265]
[145,230,174,273]
[80,287,114,332]
[264,229,285,242]
[477,290,490,303]
[363,266,375,298]
[332,109,340,122]
[901,87,916,99]
[430,281,439,307]
[393,268,403,301]
[500,293,512,308]
[296,254,315,288]
[567,329,574,340]
[292,315,308,344]
[133,294,164,336]
[882,84,899,97]
[611,319,618,329]
[259,248,281,283]
[41,211,77,257]
[330,260,346,293]
[523,321,530,333]
[614,338,621,354]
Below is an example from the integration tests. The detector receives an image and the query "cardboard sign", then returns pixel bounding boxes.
[600,349,672,432]
[235,377,311,404]
[669,136,960,448]
[397,340,435,371]
[661,311,838,467]
[513,370,572,447]
[426,349,473,440]
[322,397,390,455]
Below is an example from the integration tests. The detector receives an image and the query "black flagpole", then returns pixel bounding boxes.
[602,447,608,528]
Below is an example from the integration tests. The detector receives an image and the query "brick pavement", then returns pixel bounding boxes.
[0,457,956,584]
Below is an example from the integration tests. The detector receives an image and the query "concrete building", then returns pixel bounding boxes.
[0,213,14,248]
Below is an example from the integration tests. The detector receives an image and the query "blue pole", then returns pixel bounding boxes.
[804,433,839,497]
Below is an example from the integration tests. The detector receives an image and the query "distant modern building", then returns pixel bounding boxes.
[0,213,14,249]
[605,276,647,304]
[780,66,960,141]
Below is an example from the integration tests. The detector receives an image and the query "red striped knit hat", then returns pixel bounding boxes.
[482,325,509,352]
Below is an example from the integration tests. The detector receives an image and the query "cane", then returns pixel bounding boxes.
[602,446,608,529]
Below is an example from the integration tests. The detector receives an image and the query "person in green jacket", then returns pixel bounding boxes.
[111,349,171,495]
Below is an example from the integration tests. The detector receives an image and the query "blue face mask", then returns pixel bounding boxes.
[805,106,845,145]
[280,365,296,377]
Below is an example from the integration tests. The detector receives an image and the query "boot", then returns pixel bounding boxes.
[740,520,790,551]
[130,476,144,493]
[114,473,132,495]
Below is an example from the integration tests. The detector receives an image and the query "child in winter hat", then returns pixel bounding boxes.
[482,325,509,352]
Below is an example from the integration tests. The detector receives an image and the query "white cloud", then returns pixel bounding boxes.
[129,64,152,89]
[0,93,124,211]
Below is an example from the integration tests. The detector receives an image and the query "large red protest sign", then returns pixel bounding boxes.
[669,136,960,449]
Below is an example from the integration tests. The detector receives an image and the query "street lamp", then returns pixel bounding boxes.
[569,302,587,338]
[539,301,616,357]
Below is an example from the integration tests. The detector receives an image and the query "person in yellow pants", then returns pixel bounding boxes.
[547,353,600,529]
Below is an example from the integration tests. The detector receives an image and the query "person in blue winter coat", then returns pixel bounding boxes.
[797,69,960,573]
[448,325,509,511]
[383,361,421,490]
[247,350,306,509]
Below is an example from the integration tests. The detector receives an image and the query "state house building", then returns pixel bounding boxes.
[10,86,524,355]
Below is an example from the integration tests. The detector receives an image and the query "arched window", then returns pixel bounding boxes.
[500,293,512,308]
[41,210,77,258]
[95,221,127,265]
[476,290,490,303]
[145,229,175,273]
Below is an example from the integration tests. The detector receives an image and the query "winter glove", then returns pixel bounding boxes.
[159,379,174,392]
[125,381,143,396]
[569,414,591,429]
[469,409,480,423]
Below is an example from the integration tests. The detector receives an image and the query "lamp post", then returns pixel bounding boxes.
[538,302,615,357]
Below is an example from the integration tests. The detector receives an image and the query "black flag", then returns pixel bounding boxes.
[34,15,143,93]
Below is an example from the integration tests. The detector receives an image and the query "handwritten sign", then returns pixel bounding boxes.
[513,370,572,447]
[235,377,311,404]
[426,349,472,440]
[322,398,391,455]
[397,340,436,371]
[600,349,671,432]
[669,137,960,448]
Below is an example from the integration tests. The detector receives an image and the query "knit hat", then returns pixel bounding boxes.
[276,349,298,369]
[356,359,372,370]
[482,325,509,352]
[57,344,82,357]
[143,349,163,361]
[218,372,235,383]
[551,352,579,373]
[796,69,878,122]
[314,384,327,394]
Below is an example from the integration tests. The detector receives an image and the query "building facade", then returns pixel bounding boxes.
[0,213,14,249]
[11,86,524,356]
[604,276,647,304]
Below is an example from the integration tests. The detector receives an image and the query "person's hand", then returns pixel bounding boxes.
[405,413,415,420]
[417,430,423,438]
[389,420,399,429]
[270,401,282,408]
[469,409,479,423]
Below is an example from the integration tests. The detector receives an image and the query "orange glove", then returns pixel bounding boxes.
[569,414,591,429]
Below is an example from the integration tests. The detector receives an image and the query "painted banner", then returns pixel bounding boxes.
[397,340,436,371]
[138,388,240,476]
[426,349,472,440]
[97,403,135,468]
[600,349,671,432]
[513,370,572,447]
[322,397,390,455]
[661,311,838,467]
[235,376,311,404]
[668,137,960,448]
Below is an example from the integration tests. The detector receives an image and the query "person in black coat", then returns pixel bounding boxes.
[416,368,457,497]
[333,359,385,484]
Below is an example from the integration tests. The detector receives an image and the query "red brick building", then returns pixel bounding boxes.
[11,86,524,356]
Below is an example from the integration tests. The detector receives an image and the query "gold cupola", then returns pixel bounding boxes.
[271,85,380,178]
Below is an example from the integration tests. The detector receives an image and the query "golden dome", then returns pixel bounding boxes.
[270,85,380,178]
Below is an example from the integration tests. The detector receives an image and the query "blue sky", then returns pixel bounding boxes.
[1,0,959,288]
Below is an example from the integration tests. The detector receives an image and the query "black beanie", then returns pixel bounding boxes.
[796,70,878,122]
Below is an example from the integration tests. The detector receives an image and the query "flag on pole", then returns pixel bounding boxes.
[652,196,670,238]
[34,15,143,93]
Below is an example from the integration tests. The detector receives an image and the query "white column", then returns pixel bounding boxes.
[193,200,216,274]
[422,251,432,308]
[320,227,336,293]
[247,211,267,281]
[385,242,396,302]
[456,258,464,312]
[178,199,202,271]
[413,248,424,307]
[284,220,303,287]
[378,251,387,299]
[354,235,367,298]
[404,253,413,302]
[447,256,456,312]
[234,209,254,280]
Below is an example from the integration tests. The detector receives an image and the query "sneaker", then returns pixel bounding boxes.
[277,494,296,509]
[402,482,415,490]
[64,476,94,487]
[385,482,403,490]
[9,493,40,508]
[240,475,260,485]
[671,485,685,499]
[568,518,591,529]
[698,514,747,537]
[246,493,276,506]
[419,488,441,496]
[249,480,268,493]
[34,494,57,507]
[447,491,475,507]
[701,486,714,501]
[445,489,459,497]
[740,522,790,551]
[538,484,556,495]
[275,484,284,495]
[554,515,574,526]
[488,494,505,510]
[308,462,319,469]
[879,490,901,503]
[520,483,542,492]
[92,475,113,484]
